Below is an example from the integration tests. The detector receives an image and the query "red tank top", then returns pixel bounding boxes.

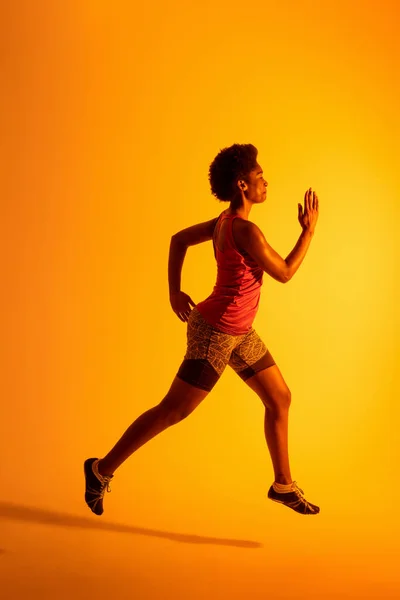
[195,211,264,335]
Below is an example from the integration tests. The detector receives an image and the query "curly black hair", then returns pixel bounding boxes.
[208,143,258,202]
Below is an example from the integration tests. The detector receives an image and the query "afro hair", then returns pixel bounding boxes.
[208,143,258,202]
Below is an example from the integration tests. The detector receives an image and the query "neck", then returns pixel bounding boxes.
[227,193,252,220]
[226,205,251,220]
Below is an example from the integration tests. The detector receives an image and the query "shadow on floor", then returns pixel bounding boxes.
[0,502,262,548]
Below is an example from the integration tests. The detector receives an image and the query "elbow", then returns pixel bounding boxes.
[268,270,290,284]
[281,266,291,283]
[171,234,185,246]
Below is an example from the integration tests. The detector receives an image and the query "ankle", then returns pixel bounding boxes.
[97,459,114,477]
[274,476,292,485]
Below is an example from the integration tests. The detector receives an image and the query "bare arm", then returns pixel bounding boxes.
[168,238,197,322]
[168,238,187,294]
[284,229,314,281]
[286,187,319,280]
[240,188,319,283]
[168,216,219,295]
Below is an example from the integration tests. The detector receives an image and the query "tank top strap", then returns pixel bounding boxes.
[230,215,242,251]
[214,212,241,252]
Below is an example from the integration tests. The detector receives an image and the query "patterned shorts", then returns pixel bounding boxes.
[176,307,275,392]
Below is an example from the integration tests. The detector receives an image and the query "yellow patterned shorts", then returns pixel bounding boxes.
[176,307,275,392]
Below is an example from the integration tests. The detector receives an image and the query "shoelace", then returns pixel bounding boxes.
[291,481,304,495]
[91,461,113,496]
[87,476,112,513]
[87,477,112,495]
[99,475,113,494]
[289,481,317,512]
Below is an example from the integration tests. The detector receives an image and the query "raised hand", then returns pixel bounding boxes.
[298,188,319,234]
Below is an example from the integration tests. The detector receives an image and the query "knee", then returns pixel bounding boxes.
[267,388,291,412]
[158,398,191,425]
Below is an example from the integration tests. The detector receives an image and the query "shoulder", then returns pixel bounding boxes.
[233,218,259,248]
[172,215,221,246]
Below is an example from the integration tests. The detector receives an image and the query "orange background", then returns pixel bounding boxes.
[1,1,399,598]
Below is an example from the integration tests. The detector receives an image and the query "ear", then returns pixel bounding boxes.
[237,179,247,192]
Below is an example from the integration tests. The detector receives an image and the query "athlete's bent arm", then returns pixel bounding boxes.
[171,217,219,247]
[168,217,219,294]
[241,188,319,282]
[240,222,314,283]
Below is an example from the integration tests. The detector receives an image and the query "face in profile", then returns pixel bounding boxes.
[239,163,268,204]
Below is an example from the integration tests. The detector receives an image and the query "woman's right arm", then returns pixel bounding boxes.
[240,188,319,283]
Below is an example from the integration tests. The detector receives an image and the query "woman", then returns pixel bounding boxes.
[84,143,320,516]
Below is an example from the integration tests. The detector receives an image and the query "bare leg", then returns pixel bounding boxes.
[242,366,319,514]
[97,376,209,476]
[97,405,174,476]
[243,365,293,485]
[264,406,292,484]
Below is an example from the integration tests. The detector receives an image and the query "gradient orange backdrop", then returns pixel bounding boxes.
[1,1,399,599]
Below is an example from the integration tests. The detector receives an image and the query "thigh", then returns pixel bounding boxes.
[228,327,276,383]
[159,375,210,420]
[176,307,237,392]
